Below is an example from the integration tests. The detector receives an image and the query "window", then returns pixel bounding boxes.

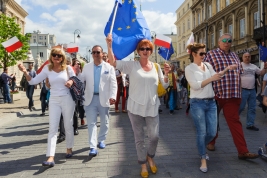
[45,42,46,46]
[183,41,185,50]
[193,17,196,28]
[203,32,206,44]
[216,0,220,13]
[33,39,36,43]
[179,27,181,36]
[188,19,190,30]
[211,33,214,48]
[39,36,43,40]
[254,12,260,29]
[240,18,245,38]
[188,3,189,10]
[202,9,205,21]
[226,0,230,6]
[44,36,47,40]
[199,38,202,43]
[33,36,36,38]
[198,13,201,25]
[179,44,181,54]
[208,5,212,18]
[228,24,233,34]
[183,23,185,33]
[40,52,43,57]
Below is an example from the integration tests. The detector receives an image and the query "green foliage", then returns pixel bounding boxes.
[0,14,30,68]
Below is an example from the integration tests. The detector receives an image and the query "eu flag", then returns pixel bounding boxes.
[259,45,267,62]
[158,43,174,60]
[104,0,151,60]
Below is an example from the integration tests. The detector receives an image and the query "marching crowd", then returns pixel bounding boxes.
[0,32,263,178]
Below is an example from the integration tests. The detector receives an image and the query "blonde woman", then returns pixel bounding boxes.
[18,47,76,167]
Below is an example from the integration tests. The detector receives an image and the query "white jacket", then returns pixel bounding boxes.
[81,61,117,107]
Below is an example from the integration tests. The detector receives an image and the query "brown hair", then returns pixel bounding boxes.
[136,39,154,53]
[48,48,67,71]
[72,60,83,72]
[186,43,206,62]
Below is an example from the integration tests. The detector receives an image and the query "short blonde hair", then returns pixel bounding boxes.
[48,48,67,71]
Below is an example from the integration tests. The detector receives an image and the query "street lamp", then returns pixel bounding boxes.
[150,31,157,63]
[74,29,81,43]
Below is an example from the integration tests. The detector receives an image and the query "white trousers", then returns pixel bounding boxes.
[46,94,75,156]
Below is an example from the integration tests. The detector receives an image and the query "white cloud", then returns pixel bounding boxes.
[40,13,57,22]
[19,0,177,60]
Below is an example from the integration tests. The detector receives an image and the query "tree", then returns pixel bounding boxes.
[0,14,30,69]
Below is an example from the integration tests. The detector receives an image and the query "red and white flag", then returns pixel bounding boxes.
[154,34,172,48]
[1,36,23,52]
[67,43,79,53]
[186,32,194,46]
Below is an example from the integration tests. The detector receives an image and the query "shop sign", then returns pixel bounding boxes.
[236,46,258,54]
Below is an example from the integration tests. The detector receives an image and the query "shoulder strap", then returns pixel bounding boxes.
[154,63,159,73]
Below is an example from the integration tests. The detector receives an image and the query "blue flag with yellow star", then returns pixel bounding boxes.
[259,45,267,62]
[158,43,174,60]
[104,0,151,60]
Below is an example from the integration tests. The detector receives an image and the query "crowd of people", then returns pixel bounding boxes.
[5,32,265,178]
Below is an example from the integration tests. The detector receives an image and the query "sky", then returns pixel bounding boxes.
[15,0,184,60]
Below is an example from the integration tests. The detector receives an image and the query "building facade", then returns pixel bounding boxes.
[191,0,262,65]
[175,0,193,70]
[0,0,28,85]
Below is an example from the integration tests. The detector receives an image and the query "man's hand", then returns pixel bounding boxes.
[109,98,116,105]
[18,64,27,73]
[106,34,112,48]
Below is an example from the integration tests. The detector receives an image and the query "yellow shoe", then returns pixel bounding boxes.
[140,171,149,178]
[150,165,157,174]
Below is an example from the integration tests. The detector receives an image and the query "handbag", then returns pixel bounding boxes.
[154,63,167,97]
[66,68,85,102]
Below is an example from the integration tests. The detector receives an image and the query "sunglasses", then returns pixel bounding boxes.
[221,38,232,43]
[139,47,152,51]
[198,52,206,56]
[52,53,63,58]
[91,51,101,55]
[76,63,81,65]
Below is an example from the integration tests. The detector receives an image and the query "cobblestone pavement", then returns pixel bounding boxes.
[0,93,267,177]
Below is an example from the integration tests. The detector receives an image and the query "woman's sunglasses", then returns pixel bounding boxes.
[198,52,206,56]
[221,38,232,43]
[51,53,63,58]
[139,47,152,51]
[91,51,101,55]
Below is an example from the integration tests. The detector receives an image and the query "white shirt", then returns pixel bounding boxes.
[240,62,261,89]
[28,65,75,96]
[116,61,169,117]
[185,62,216,99]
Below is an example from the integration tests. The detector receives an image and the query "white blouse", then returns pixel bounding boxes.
[116,61,169,117]
[28,65,75,96]
[185,62,216,99]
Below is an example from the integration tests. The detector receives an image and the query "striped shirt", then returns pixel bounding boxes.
[204,48,243,99]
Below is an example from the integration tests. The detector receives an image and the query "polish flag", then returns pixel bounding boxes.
[154,34,172,48]
[1,36,23,52]
[67,43,79,53]
[37,60,50,74]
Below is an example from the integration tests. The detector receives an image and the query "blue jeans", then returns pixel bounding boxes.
[26,85,35,108]
[84,95,110,149]
[3,83,11,103]
[239,88,256,127]
[190,98,217,158]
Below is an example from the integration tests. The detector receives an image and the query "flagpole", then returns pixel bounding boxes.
[166,49,170,61]
[110,1,119,34]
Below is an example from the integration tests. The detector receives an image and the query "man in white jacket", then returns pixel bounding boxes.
[81,45,117,157]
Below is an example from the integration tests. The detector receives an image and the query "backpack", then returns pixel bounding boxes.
[181,76,188,88]
[0,74,4,87]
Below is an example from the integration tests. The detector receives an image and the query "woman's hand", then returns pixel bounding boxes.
[18,64,27,73]
[211,73,222,81]
[65,80,73,88]
[106,34,112,48]
[163,63,171,75]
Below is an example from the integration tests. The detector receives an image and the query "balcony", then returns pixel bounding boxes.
[253,26,267,41]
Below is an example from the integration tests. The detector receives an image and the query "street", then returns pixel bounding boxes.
[0,90,267,177]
